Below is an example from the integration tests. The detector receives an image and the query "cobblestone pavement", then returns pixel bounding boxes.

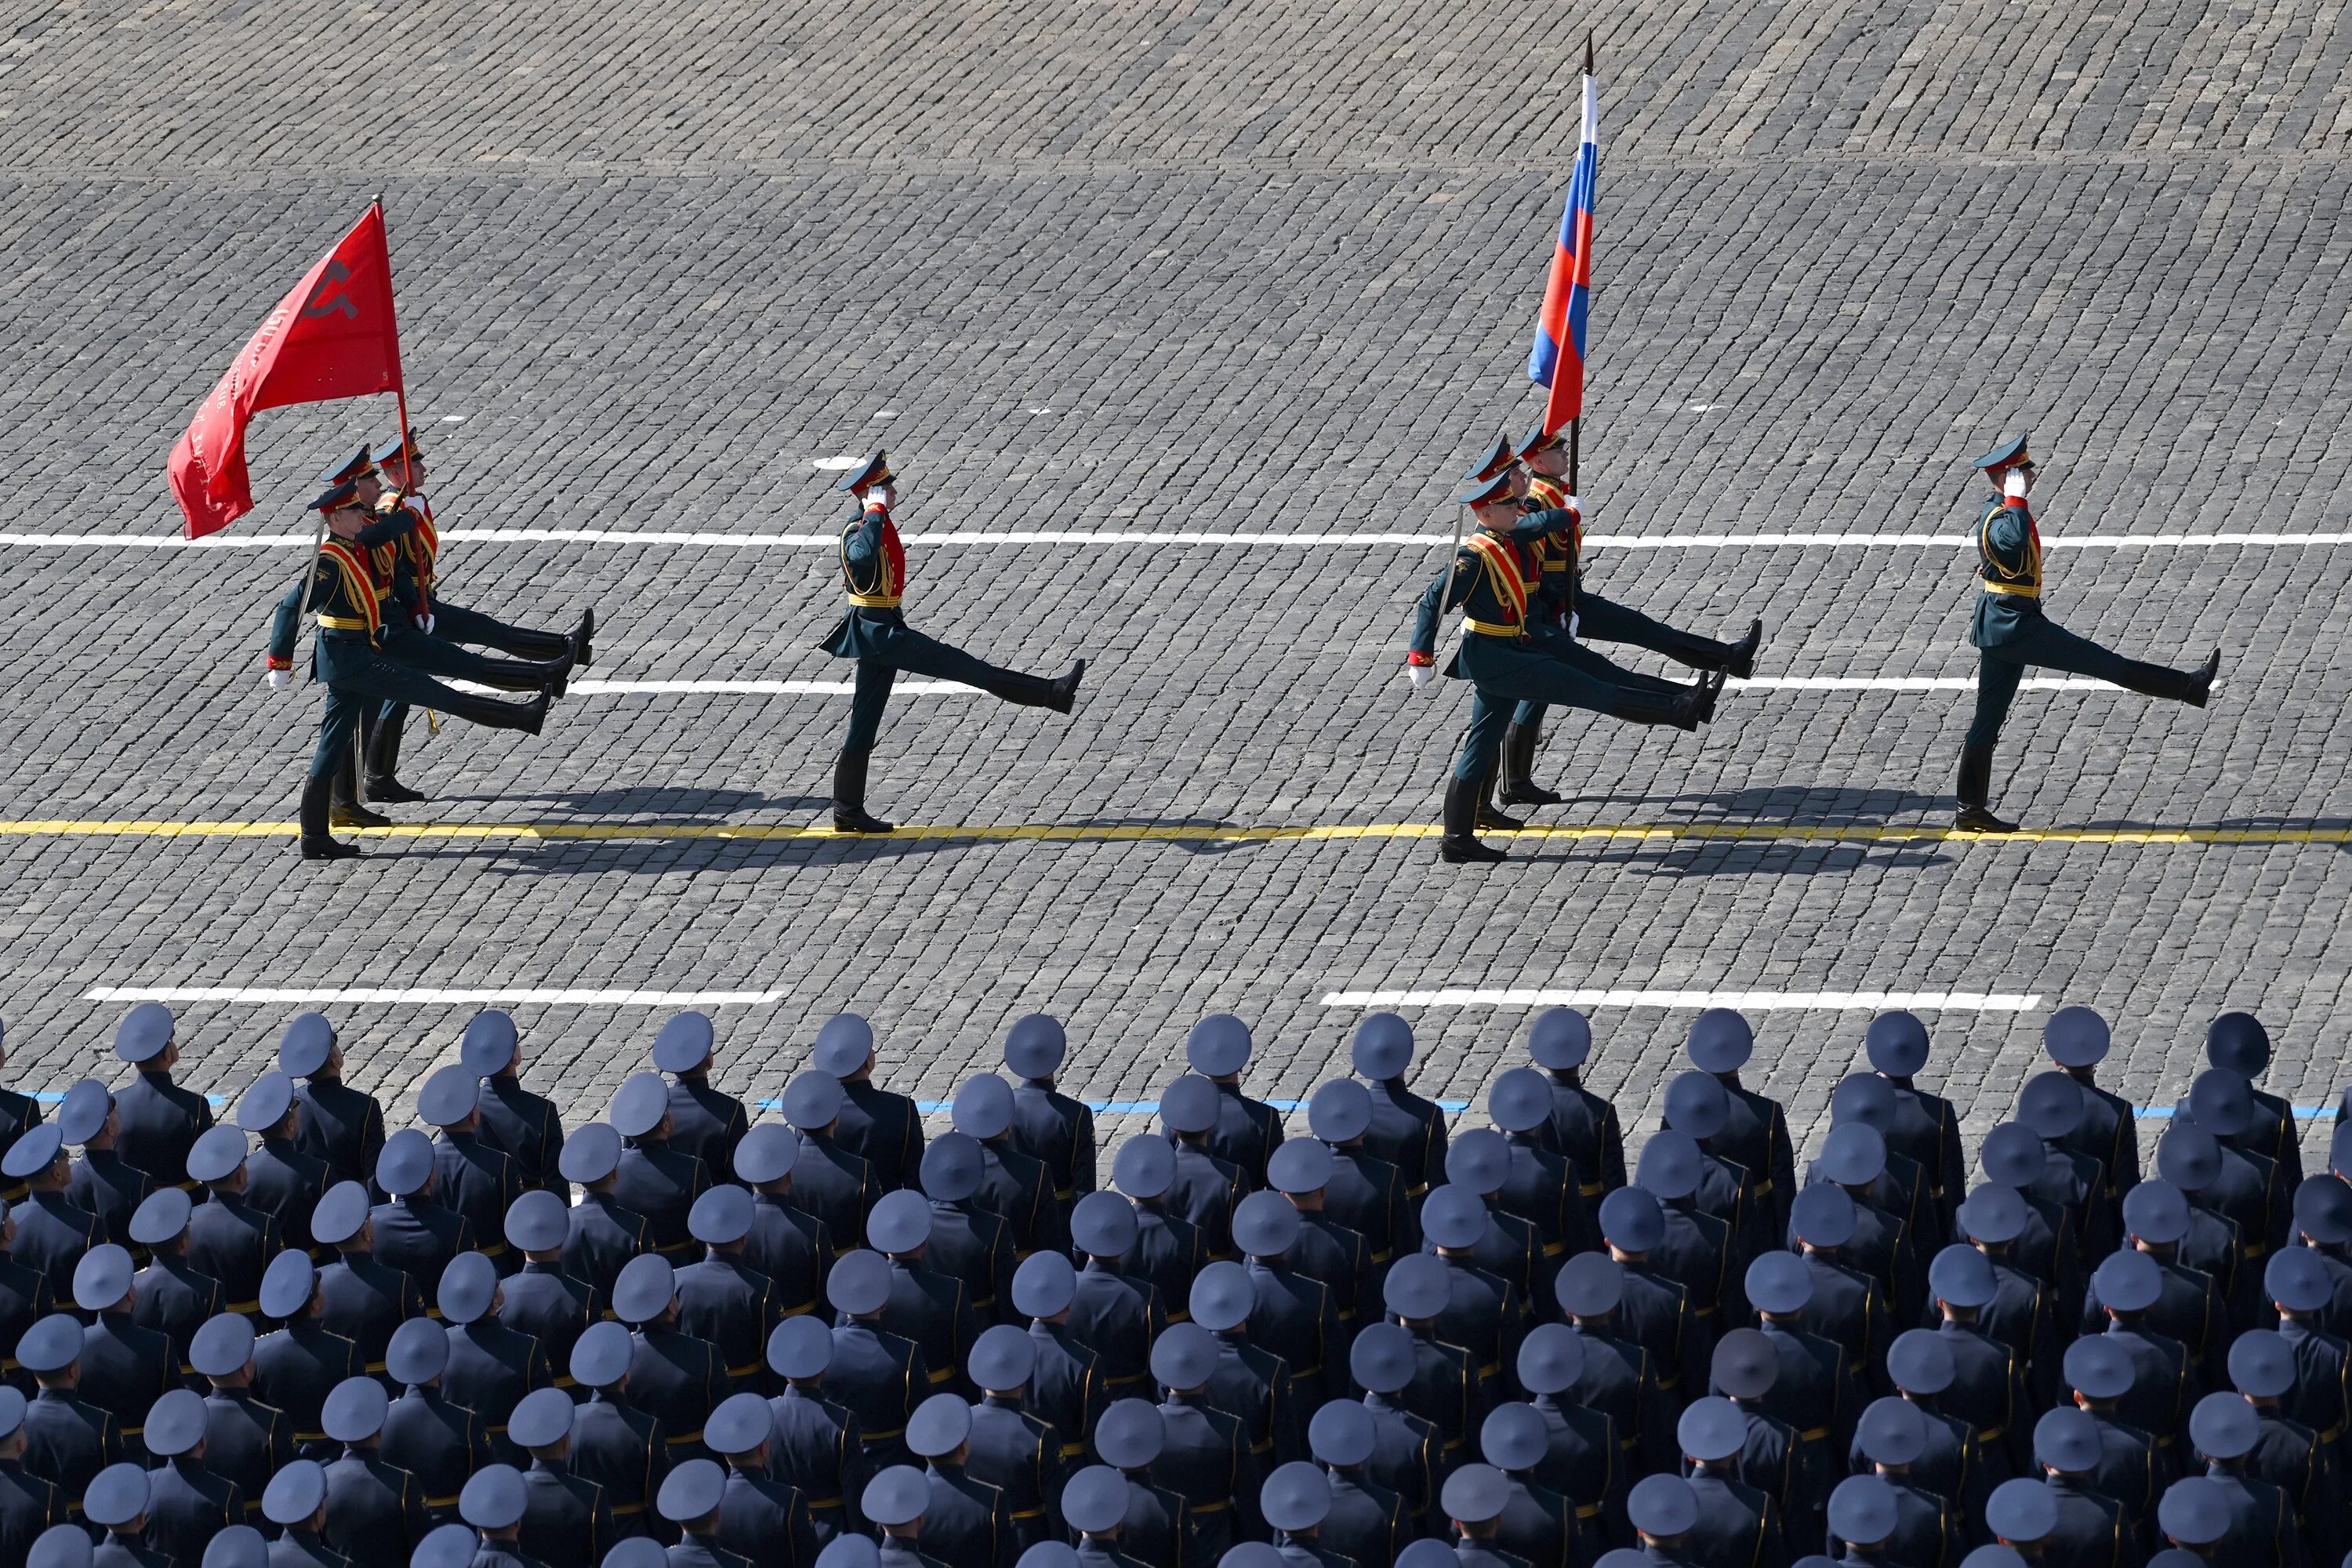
[1,0,2347,1162]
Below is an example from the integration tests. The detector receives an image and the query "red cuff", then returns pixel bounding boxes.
[1406,652,1433,667]
[265,656,292,671]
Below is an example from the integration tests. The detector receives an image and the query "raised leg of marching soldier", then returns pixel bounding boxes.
[1498,645,1696,811]
[1577,594,1762,677]
[1956,435,2217,833]
[821,453,1083,836]
[429,599,593,666]
[328,633,564,827]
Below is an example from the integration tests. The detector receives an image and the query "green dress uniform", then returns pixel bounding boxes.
[265,492,550,857]
[816,452,1083,833]
[361,471,592,804]
[1498,467,1759,805]
[1408,503,1711,858]
[1956,435,2217,829]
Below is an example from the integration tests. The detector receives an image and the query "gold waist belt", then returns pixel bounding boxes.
[847,593,902,608]
[1464,619,1523,638]
[317,615,374,631]
[1980,580,2041,597]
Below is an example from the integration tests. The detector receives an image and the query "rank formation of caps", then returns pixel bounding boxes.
[2,998,2340,1565]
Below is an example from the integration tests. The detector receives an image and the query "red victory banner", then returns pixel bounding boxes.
[168,202,406,539]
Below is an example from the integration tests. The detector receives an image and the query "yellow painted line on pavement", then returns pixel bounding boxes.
[1,819,2348,846]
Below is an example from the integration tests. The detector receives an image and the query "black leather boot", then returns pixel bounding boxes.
[468,648,573,698]
[1441,774,1506,863]
[989,660,1087,714]
[2184,647,2220,707]
[1955,743,2018,833]
[832,750,894,833]
[1725,618,1763,679]
[299,773,360,861]
[1476,771,1526,832]
[1497,721,1563,806]
[573,608,596,668]
[443,690,549,735]
[328,749,391,829]
[365,711,426,804]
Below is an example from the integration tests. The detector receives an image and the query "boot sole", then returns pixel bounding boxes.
[1440,844,1508,863]
[301,842,361,861]
[832,819,895,835]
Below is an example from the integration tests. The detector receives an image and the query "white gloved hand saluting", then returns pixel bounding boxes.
[263,668,291,692]
[2003,468,2030,500]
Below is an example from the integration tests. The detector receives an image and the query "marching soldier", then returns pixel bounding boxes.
[1955,434,2220,831]
[1404,468,1717,861]
[360,426,593,806]
[815,1015,926,1197]
[654,1014,749,1182]
[2042,1007,2141,1221]
[1265,1142,1377,1330]
[111,1004,212,1193]
[1094,1400,1192,1568]
[262,475,554,858]
[1499,424,1763,806]
[1232,1197,1345,1406]
[1677,1397,1781,1568]
[279,1015,386,1197]
[1865,1012,1969,1241]
[57,1083,147,1252]
[1004,1015,1098,1209]
[463,1013,568,1202]
[818,452,1085,833]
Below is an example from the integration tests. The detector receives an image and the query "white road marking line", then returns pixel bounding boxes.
[85,986,785,1005]
[810,456,865,471]
[1318,989,2043,1010]
[6,531,2350,549]
[563,680,954,695]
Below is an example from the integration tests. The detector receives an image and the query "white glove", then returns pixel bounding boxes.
[1568,612,1581,640]
[263,669,291,692]
[414,612,436,633]
[1405,663,1430,690]
[1562,493,1581,514]
[2003,469,2029,500]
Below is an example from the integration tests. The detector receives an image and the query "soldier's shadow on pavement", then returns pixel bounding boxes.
[1513,785,1958,876]
[437,787,833,815]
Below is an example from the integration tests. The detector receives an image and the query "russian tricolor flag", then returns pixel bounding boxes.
[1529,71,1599,437]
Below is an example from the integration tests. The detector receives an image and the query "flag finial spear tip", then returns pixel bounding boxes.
[1584,33,1594,73]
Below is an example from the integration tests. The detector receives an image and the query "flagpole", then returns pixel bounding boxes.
[1571,34,1592,497]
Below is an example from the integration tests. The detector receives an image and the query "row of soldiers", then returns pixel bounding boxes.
[0,1000,2345,1568]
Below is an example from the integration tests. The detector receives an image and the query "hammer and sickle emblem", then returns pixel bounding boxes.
[301,261,359,321]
